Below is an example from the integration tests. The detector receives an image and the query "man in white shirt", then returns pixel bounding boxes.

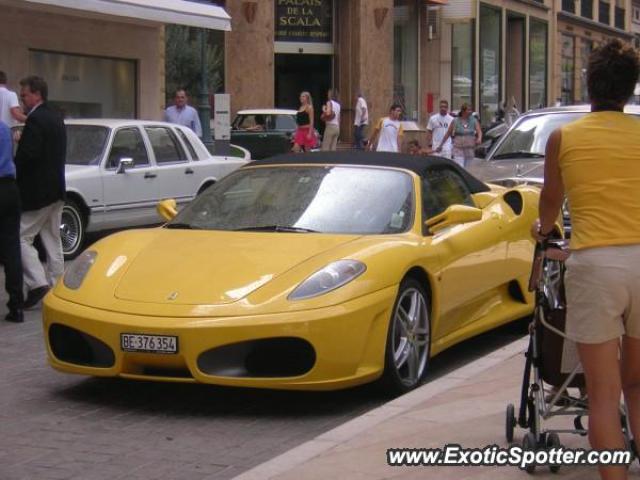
[0,71,26,127]
[353,92,368,150]
[321,89,341,151]
[164,89,202,137]
[368,104,404,153]
[427,100,453,158]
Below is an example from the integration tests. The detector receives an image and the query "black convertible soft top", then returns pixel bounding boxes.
[247,151,490,194]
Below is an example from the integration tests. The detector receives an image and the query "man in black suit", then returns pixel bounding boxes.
[15,76,66,308]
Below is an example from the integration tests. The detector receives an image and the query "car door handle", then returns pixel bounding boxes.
[144,172,157,179]
[185,168,194,175]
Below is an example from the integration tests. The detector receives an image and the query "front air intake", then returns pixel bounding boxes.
[197,337,316,378]
[49,324,115,368]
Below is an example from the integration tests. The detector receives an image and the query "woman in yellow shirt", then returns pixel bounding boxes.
[537,40,640,480]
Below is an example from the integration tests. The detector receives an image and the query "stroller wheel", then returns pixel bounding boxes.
[546,433,562,473]
[506,404,516,443]
[522,433,537,474]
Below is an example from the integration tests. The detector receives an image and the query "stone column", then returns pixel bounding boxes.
[225,0,275,116]
[336,0,394,144]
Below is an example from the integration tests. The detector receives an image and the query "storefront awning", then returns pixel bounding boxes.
[23,0,231,31]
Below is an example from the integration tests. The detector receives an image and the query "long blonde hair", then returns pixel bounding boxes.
[300,91,313,108]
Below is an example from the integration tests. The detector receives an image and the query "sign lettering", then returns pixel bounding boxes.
[275,0,332,44]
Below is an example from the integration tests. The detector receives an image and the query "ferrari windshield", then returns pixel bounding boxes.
[491,112,583,159]
[169,165,415,234]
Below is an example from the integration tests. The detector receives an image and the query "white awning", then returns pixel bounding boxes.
[23,0,231,31]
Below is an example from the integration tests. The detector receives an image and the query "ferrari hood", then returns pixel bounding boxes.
[113,230,360,305]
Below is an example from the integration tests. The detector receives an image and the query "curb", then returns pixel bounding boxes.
[232,336,529,480]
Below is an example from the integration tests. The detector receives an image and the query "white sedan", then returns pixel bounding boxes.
[60,119,249,258]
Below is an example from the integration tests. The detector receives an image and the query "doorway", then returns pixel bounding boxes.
[275,54,332,133]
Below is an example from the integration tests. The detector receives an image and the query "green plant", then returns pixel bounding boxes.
[165,25,224,105]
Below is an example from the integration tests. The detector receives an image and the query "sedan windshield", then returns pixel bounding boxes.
[490,112,583,159]
[66,125,110,165]
[168,166,415,234]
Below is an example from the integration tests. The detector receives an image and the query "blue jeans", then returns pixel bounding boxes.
[354,124,367,150]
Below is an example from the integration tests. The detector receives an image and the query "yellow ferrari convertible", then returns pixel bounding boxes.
[43,152,540,394]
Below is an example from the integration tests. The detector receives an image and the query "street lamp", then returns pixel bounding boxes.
[198,28,213,148]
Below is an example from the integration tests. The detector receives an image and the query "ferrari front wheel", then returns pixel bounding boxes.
[380,278,431,396]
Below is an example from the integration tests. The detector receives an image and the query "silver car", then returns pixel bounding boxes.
[57,119,248,258]
[467,105,640,233]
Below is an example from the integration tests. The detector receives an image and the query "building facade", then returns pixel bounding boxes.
[554,0,634,105]
[225,0,555,135]
[0,0,229,121]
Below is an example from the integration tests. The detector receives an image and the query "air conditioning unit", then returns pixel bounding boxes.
[426,6,440,41]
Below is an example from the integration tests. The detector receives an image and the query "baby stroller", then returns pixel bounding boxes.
[505,238,635,474]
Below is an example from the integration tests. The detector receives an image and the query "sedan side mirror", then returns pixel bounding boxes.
[116,157,134,174]
[425,205,483,233]
[157,198,178,221]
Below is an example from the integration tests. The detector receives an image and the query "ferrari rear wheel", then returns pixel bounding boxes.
[380,278,431,396]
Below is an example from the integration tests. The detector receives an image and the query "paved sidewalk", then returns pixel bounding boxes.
[234,337,635,480]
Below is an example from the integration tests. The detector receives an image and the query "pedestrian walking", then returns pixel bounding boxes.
[0,120,23,322]
[321,88,340,151]
[426,100,453,158]
[15,76,66,309]
[0,71,26,127]
[292,91,316,153]
[536,39,640,480]
[436,103,481,167]
[368,104,404,153]
[353,91,368,150]
[164,89,202,137]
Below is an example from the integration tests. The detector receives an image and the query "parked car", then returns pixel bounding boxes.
[467,105,640,233]
[231,109,300,159]
[44,152,540,394]
[16,119,249,259]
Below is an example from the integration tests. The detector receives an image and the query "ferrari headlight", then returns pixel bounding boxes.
[288,260,366,301]
[63,251,97,290]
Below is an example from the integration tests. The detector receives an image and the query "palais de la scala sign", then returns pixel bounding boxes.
[275,0,333,44]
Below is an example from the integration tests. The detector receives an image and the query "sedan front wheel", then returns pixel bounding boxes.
[60,199,86,260]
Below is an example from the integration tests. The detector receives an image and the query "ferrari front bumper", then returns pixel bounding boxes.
[42,286,397,391]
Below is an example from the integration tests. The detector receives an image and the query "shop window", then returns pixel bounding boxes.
[561,34,576,105]
[529,20,548,109]
[452,22,474,112]
[634,5,640,24]
[562,0,576,14]
[600,2,611,25]
[29,50,136,119]
[394,0,419,120]
[580,40,594,103]
[581,0,594,18]
[479,4,501,127]
[615,0,625,29]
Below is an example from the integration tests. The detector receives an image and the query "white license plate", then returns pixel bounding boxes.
[121,333,178,354]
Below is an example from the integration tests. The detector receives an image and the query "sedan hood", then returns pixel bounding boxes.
[114,230,360,305]
[65,164,96,178]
